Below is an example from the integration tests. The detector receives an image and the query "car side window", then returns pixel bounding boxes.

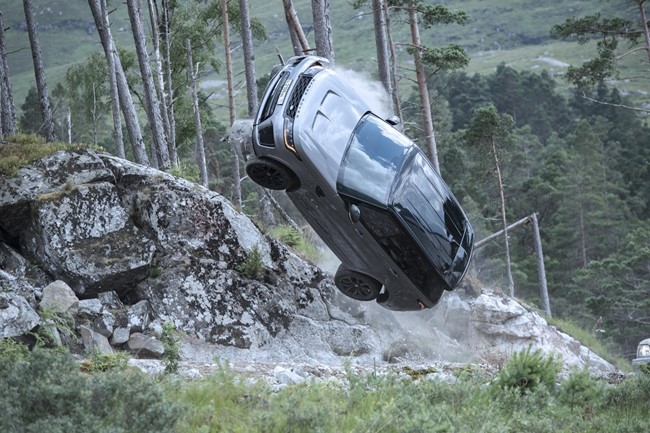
[337,114,410,206]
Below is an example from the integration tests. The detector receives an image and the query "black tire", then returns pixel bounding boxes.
[334,266,381,301]
[245,157,298,191]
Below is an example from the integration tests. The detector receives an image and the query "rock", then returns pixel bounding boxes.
[79,325,114,354]
[126,300,151,333]
[78,299,103,317]
[21,182,155,296]
[127,332,165,358]
[98,291,124,310]
[0,149,114,237]
[111,327,130,345]
[39,280,79,314]
[273,365,305,385]
[0,292,40,337]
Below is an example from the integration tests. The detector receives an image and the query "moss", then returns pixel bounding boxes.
[0,134,102,176]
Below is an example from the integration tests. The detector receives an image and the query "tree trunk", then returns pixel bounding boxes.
[161,0,177,160]
[99,0,125,158]
[88,0,149,165]
[530,213,551,317]
[638,0,650,63]
[222,0,242,208]
[147,0,177,167]
[384,3,403,123]
[311,0,334,63]
[0,10,17,137]
[126,0,170,169]
[408,0,439,172]
[186,39,208,188]
[23,0,55,142]
[239,0,258,117]
[372,0,391,95]
[282,0,311,55]
[491,137,514,297]
[66,107,72,144]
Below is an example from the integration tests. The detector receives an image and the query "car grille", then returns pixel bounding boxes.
[285,75,313,119]
[260,71,289,122]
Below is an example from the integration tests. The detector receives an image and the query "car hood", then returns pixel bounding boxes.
[293,70,370,189]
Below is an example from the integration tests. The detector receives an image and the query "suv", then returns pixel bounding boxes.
[246,55,474,311]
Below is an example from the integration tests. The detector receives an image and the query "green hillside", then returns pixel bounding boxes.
[2,0,628,117]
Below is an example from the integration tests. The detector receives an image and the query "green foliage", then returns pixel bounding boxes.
[492,346,559,395]
[270,225,321,262]
[0,135,98,175]
[161,322,182,374]
[558,368,602,411]
[0,339,30,377]
[237,244,264,279]
[0,347,182,433]
[547,316,632,372]
[79,350,130,373]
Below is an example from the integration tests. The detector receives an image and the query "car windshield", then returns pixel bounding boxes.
[337,114,411,207]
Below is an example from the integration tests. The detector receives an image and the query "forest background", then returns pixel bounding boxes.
[1,0,649,361]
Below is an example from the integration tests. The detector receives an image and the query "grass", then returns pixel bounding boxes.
[548,316,633,372]
[5,0,644,126]
[0,134,100,176]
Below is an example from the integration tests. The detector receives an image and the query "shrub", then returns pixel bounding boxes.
[492,346,559,395]
[0,347,182,433]
[557,368,602,411]
[237,244,264,279]
[270,224,321,262]
[161,322,182,374]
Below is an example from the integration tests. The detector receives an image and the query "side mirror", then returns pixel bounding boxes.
[348,204,361,223]
[386,116,401,126]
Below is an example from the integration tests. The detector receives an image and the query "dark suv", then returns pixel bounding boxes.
[246,55,474,311]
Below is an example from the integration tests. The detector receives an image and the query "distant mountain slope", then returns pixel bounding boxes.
[3,0,620,116]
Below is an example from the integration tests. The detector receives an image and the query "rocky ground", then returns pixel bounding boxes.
[0,148,621,385]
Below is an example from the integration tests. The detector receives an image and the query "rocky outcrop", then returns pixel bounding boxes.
[0,149,619,376]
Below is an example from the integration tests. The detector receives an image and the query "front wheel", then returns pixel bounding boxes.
[334,266,381,301]
[245,157,299,191]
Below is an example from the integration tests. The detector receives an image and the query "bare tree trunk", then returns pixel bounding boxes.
[222,0,242,208]
[88,0,148,165]
[311,0,334,63]
[579,205,588,267]
[530,213,551,317]
[282,0,311,55]
[408,0,438,172]
[91,83,98,146]
[0,10,16,137]
[239,0,258,117]
[66,107,72,144]
[126,0,170,169]
[186,39,208,188]
[222,0,236,126]
[23,0,55,142]
[161,0,177,160]
[491,137,514,297]
[372,0,390,94]
[147,0,177,167]
[99,0,125,158]
[384,3,402,122]
[638,0,650,63]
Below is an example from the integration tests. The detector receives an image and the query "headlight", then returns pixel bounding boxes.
[638,343,650,358]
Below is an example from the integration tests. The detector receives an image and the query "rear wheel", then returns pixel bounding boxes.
[245,157,299,191]
[334,266,381,301]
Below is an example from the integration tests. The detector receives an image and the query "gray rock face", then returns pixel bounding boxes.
[0,149,620,375]
[39,280,79,314]
[0,292,40,338]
